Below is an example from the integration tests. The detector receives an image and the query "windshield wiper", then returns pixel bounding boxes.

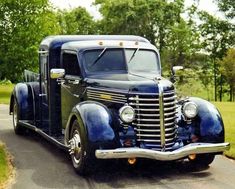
[89,48,107,68]
[127,48,139,64]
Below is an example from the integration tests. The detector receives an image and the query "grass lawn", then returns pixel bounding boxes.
[213,102,235,159]
[0,143,11,188]
[0,84,14,104]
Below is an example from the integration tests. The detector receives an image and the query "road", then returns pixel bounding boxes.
[0,104,235,189]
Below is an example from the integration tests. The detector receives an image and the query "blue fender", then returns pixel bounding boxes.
[65,101,119,150]
[10,83,34,121]
[189,97,224,143]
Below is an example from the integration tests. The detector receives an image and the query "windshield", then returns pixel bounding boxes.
[83,48,160,74]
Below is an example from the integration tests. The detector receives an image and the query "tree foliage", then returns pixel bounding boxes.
[57,7,96,35]
[216,0,235,18]
[0,0,59,82]
[95,0,184,52]
[219,49,235,101]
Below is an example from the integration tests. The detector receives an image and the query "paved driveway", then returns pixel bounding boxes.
[0,104,235,189]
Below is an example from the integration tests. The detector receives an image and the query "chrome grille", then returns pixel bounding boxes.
[87,88,127,104]
[129,90,177,151]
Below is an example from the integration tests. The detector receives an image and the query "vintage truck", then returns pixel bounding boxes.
[9,35,230,174]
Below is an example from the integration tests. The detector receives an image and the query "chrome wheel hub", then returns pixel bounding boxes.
[69,132,82,164]
[13,104,17,127]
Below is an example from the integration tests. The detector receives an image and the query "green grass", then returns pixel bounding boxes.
[0,143,10,187]
[0,84,14,104]
[212,102,235,159]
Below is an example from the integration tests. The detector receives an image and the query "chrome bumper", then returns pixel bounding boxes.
[95,142,230,161]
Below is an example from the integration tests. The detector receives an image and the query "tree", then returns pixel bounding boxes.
[219,48,235,101]
[198,11,234,101]
[216,0,235,18]
[95,0,185,52]
[0,0,60,82]
[57,7,96,35]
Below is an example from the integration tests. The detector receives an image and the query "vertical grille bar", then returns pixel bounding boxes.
[159,88,165,151]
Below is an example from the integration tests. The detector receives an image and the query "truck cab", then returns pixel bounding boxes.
[10,35,229,175]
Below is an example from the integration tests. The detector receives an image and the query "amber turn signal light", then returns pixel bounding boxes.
[128,158,137,165]
[188,154,196,160]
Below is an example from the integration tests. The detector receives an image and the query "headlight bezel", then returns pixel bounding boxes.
[182,101,198,119]
[119,105,135,123]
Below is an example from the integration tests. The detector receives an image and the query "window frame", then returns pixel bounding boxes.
[61,50,81,77]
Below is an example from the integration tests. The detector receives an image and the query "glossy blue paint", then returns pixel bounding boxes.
[190,97,224,143]
[11,83,34,120]
[66,101,119,149]
[176,97,224,144]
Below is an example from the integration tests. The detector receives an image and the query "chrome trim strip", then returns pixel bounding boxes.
[130,103,159,106]
[134,127,175,132]
[95,142,230,160]
[136,116,176,122]
[134,108,160,111]
[87,96,126,104]
[87,91,126,98]
[136,113,159,117]
[137,138,174,142]
[87,94,126,101]
[129,97,159,101]
[163,91,175,95]
[136,131,176,137]
[87,87,128,95]
[163,96,177,101]
[133,123,160,127]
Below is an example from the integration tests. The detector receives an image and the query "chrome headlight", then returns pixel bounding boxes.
[119,105,135,123]
[182,102,198,119]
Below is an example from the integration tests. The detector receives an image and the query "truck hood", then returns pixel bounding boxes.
[85,73,174,93]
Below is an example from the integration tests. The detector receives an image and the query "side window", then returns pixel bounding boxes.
[62,53,81,76]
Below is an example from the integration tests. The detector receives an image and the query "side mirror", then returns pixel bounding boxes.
[170,66,183,83]
[172,66,184,75]
[50,69,65,79]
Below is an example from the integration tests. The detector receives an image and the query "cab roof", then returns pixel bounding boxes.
[61,40,157,52]
[39,35,150,50]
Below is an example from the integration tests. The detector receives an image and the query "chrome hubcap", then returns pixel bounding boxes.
[13,104,17,127]
[69,131,82,164]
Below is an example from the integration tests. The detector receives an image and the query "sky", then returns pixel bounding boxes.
[49,0,220,20]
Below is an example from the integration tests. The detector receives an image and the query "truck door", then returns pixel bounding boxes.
[61,51,83,128]
[39,50,49,128]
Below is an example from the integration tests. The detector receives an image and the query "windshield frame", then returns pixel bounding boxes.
[81,47,161,76]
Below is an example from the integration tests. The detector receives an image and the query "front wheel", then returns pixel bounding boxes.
[13,99,25,135]
[69,119,91,175]
[189,154,215,167]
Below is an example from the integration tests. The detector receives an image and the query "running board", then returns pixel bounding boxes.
[19,120,69,151]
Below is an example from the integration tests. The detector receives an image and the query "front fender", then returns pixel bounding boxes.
[65,101,119,149]
[190,97,224,143]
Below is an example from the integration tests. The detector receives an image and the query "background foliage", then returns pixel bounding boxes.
[0,0,234,101]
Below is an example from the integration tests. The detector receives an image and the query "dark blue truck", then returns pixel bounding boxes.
[9,35,230,175]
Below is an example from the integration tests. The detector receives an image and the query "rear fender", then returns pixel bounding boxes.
[9,83,34,121]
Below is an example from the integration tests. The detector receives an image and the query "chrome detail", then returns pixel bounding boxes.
[69,133,82,164]
[87,88,127,104]
[95,142,230,160]
[129,90,176,151]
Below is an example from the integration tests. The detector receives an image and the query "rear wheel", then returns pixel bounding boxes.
[69,120,91,175]
[13,99,25,135]
[189,154,215,167]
